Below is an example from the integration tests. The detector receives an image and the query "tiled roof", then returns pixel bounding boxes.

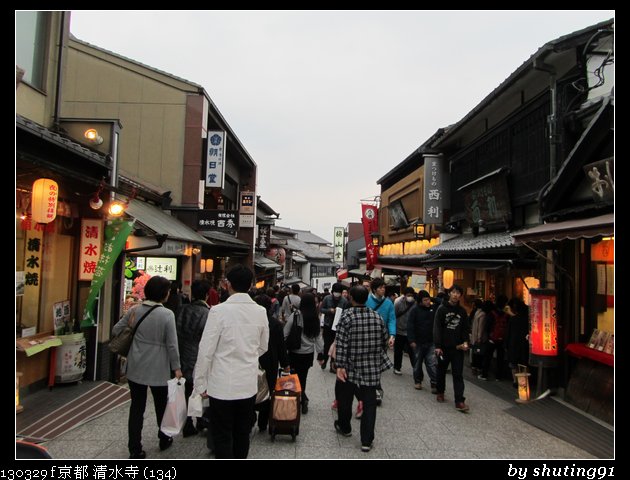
[16,115,108,165]
[427,231,521,254]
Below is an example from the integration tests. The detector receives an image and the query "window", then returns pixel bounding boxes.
[16,11,48,90]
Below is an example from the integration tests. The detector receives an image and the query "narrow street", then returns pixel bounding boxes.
[40,357,597,460]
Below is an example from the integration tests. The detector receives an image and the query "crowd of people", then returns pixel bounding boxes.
[114,267,531,458]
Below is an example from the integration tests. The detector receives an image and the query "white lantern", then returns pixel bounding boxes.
[31,178,58,224]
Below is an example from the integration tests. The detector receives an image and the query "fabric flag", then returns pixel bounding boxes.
[81,219,134,327]
[361,203,379,271]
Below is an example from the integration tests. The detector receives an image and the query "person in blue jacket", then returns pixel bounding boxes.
[365,277,396,405]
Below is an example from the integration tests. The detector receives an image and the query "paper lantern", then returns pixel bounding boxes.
[443,269,454,289]
[200,258,214,273]
[31,178,58,224]
[514,365,531,403]
[529,288,558,356]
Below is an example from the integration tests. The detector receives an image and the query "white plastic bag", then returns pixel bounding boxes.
[187,390,203,418]
[160,377,187,437]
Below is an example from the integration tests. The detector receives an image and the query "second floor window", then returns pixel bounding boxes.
[16,11,48,90]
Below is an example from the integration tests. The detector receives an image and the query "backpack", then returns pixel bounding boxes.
[489,310,507,343]
[285,308,302,351]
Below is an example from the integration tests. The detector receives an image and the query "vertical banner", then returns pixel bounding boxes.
[81,219,134,327]
[361,204,379,271]
[79,219,103,281]
[423,153,446,224]
[206,131,226,188]
[333,226,345,265]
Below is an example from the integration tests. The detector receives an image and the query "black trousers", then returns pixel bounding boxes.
[436,347,466,403]
[208,395,256,458]
[127,380,169,454]
[335,379,377,447]
[393,334,416,370]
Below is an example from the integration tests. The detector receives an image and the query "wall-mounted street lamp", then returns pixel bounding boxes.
[370,232,381,247]
[413,222,425,239]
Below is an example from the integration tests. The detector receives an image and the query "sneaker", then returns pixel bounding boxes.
[376,389,383,406]
[393,369,402,376]
[430,385,438,394]
[436,393,445,403]
[331,399,338,411]
[477,375,488,381]
[414,383,423,390]
[355,401,363,419]
[361,442,373,452]
[455,402,470,412]
[129,450,146,459]
[334,420,352,437]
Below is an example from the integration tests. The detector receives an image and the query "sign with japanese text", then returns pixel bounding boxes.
[423,153,445,224]
[333,227,345,265]
[79,219,103,281]
[240,191,255,214]
[257,225,271,250]
[145,257,177,280]
[529,289,558,357]
[460,170,511,226]
[240,214,255,228]
[361,204,378,271]
[82,219,134,327]
[22,227,44,325]
[198,210,238,233]
[206,131,226,188]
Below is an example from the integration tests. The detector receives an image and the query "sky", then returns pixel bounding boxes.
[68,10,614,243]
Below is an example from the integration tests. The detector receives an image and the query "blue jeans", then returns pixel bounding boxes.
[413,343,437,386]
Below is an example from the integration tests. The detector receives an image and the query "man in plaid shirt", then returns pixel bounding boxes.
[334,285,393,452]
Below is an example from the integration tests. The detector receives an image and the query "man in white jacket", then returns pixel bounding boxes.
[194,264,269,458]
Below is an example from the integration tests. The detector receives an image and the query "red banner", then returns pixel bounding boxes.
[361,204,379,271]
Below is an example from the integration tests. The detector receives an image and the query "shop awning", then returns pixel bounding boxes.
[200,230,250,250]
[421,256,538,270]
[254,254,282,270]
[349,267,372,278]
[373,263,428,275]
[427,230,517,255]
[512,214,614,244]
[125,199,210,245]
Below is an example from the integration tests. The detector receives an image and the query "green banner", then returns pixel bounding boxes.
[81,219,134,327]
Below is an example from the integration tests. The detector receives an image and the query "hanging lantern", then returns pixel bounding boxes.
[31,178,58,224]
[443,269,454,289]
[200,258,214,273]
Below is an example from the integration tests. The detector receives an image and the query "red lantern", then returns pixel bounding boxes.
[265,247,285,266]
[529,288,558,356]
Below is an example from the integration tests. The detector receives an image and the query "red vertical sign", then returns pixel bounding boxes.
[361,204,379,271]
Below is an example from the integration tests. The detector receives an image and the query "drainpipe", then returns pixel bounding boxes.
[533,51,558,181]
[53,11,67,128]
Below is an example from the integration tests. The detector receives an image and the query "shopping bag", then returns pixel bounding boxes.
[256,366,270,404]
[187,390,203,418]
[274,373,302,393]
[160,377,187,437]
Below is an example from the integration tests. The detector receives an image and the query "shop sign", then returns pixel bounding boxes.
[240,191,255,214]
[529,288,558,356]
[584,158,613,203]
[206,131,226,188]
[459,169,511,226]
[79,219,103,281]
[22,227,44,325]
[333,226,345,265]
[423,154,446,224]
[197,210,238,233]
[361,204,378,271]
[257,225,271,250]
[240,214,255,228]
[145,257,177,280]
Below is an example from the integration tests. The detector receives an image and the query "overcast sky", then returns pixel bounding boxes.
[68,10,614,243]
